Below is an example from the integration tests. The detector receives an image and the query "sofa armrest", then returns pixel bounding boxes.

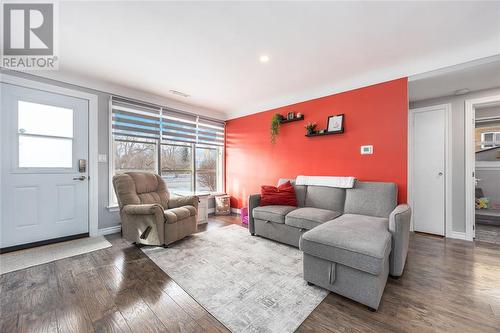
[122,204,164,216]
[388,204,411,277]
[248,194,261,235]
[168,195,199,210]
[120,204,166,245]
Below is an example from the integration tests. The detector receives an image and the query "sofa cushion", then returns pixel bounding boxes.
[305,186,346,212]
[252,205,296,224]
[164,205,196,224]
[278,178,306,207]
[260,181,297,206]
[344,181,397,218]
[300,214,391,275]
[285,207,341,230]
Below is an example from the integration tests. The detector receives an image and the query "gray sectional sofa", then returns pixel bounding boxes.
[248,178,411,310]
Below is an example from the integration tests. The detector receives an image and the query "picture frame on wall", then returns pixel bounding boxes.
[327,114,344,133]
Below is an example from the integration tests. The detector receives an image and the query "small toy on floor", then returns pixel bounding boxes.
[476,197,489,209]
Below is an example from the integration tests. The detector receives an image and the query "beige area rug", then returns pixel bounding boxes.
[0,236,111,274]
[142,225,328,333]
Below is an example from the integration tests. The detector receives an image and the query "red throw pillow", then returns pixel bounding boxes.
[260,181,297,206]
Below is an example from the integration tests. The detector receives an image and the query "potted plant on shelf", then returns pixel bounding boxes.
[271,113,284,144]
[305,122,317,135]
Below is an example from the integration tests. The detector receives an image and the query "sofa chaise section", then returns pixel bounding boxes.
[300,215,392,310]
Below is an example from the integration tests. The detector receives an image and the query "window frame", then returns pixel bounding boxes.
[160,141,194,193]
[480,131,500,149]
[108,98,225,208]
[15,99,76,172]
[194,145,224,194]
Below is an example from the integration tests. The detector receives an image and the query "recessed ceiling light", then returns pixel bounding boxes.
[169,90,190,98]
[259,55,270,63]
[454,88,470,96]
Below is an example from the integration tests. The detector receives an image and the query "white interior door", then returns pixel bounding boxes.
[1,83,89,249]
[411,106,447,236]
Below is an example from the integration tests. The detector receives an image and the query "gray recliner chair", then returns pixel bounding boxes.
[113,172,198,246]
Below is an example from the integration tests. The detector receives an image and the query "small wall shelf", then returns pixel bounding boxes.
[280,115,304,124]
[305,130,343,137]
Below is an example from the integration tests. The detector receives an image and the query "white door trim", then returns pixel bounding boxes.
[464,94,500,241]
[408,104,453,237]
[0,73,99,237]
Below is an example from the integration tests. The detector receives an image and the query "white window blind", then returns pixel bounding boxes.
[111,97,161,139]
[161,109,198,144]
[197,117,225,147]
[111,97,225,146]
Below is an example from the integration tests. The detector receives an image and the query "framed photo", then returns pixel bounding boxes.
[327,114,344,133]
[287,111,295,120]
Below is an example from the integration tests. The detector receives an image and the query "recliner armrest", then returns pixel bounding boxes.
[388,204,411,277]
[168,195,199,210]
[248,194,261,235]
[122,204,164,216]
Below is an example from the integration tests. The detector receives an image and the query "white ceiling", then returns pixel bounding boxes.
[409,57,500,102]
[37,1,500,119]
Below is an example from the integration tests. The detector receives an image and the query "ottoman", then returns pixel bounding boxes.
[299,214,392,310]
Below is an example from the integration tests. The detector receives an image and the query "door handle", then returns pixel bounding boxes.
[438,172,444,176]
[73,176,87,181]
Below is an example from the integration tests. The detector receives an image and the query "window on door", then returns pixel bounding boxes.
[18,101,74,168]
[109,97,225,206]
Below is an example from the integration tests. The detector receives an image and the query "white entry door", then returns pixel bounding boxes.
[1,83,89,249]
[411,105,448,236]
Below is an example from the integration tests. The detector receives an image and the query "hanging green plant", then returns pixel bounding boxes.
[270,113,283,144]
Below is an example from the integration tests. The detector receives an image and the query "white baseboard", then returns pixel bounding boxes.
[448,231,467,240]
[231,208,241,215]
[98,225,121,236]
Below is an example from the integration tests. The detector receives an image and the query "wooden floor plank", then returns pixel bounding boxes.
[114,288,168,333]
[2,215,500,333]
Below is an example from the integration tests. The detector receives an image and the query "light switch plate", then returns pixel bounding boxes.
[98,154,108,163]
[360,145,373,155]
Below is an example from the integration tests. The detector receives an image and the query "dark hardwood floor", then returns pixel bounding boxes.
[476,223,500,245]
[1,215,500,333]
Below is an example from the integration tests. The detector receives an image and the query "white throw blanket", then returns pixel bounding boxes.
[295,175,356,189]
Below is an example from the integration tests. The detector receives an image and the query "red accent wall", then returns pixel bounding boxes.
[225,78,408,208]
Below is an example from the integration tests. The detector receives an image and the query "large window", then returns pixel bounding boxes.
[161,142,193,191]
[110,97,224,205]
[196,146,219,192]
[114,136,157,173]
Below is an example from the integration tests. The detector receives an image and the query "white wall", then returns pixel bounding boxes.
[410,87,500,233]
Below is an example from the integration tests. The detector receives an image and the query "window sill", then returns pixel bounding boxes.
[107,205,120,213]
[107,193,226,212]
[172,191,226,198]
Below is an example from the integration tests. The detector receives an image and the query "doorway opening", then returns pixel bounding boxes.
[471,102,500,244]
[409,55,500,240]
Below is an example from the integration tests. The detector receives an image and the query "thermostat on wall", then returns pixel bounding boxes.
[360,145,373,155]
